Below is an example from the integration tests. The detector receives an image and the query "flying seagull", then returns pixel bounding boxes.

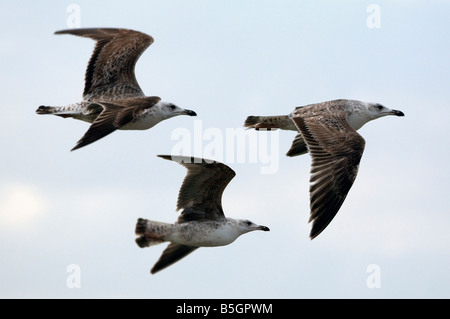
[135,155,270,274]
[244,99,405,239]
[36,28,196,151]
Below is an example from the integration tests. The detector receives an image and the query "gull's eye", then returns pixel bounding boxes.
[170,104,176,110]
[377,104,383,110]
[246,221,252,226]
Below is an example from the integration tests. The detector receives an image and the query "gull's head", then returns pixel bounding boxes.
[235,219,270,234]
[157,101,197,118]
[347,101,405,130]
[365,102,405,120]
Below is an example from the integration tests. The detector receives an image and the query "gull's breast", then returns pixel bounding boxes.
[170,221,240,247]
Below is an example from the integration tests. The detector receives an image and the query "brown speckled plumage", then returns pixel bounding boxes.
[135,155,269,274]
[36,28,196,151]
[245,99,404,239]
[54,28,153,101]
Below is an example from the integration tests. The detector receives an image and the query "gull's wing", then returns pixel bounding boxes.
[71,96,161,151]
[286,133,309,157]
[291,111,365,239]
[151,243,198,274]
[55,28,153,100]
[158,155,236,222]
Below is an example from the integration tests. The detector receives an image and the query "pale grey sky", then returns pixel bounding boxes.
[0,0,449,298]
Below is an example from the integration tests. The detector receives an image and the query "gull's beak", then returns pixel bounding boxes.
[258,225,270,231]
[391,109,405,117]
[183,109,197,116]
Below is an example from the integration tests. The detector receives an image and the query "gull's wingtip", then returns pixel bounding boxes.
[157,154,172,160]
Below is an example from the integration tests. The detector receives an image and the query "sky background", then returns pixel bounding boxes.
[1,0,449,298]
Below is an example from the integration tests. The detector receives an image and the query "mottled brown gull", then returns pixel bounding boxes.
[245,99,404,239]
[36,28,196,151]
[135,155,269,274]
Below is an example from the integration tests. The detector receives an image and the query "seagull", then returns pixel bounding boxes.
[36,28,196,151]
[244,99,405,239]
[135,155,270,274]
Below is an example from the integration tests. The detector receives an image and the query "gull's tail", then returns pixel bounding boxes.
[35,105,83,117]
[135,218,174,248]
[35,102,102,122]
[244,115,297,131]
[36,105,59,115]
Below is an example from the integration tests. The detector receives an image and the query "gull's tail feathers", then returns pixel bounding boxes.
[36,105,58,115]
[244,115,297,131]
[135,218,173,248]
[35,102,102,121]
[36,105,78,118]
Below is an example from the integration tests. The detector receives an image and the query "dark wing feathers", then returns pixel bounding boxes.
[71,96,161,151]
[55,28,153,99]
[286,133,309,157]
[291,111,365,239]
[151,243,198,274]
[158,155,236,222]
